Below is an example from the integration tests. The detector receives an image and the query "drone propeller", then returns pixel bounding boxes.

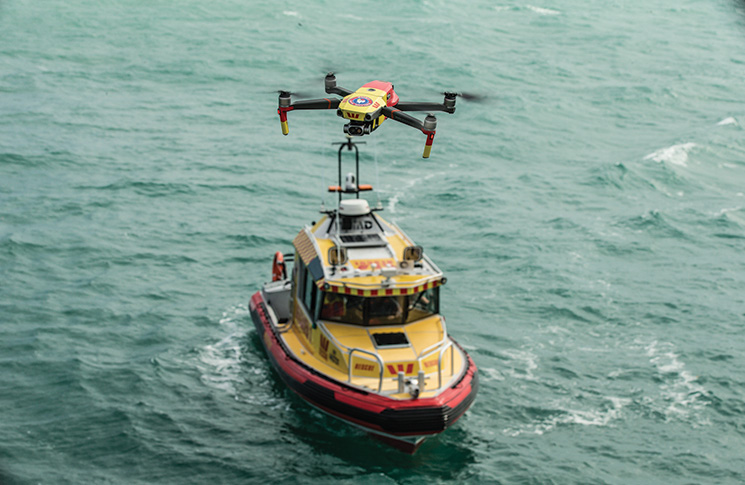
[276,89,315,99]
[442,91,487,102]
[393,91,485,114]
[311,69,343,83]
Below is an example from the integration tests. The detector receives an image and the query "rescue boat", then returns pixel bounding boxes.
[250,140,478,453]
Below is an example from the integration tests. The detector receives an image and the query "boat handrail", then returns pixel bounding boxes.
[347,347,384,393]
[416,334,448,360]
[324,319,455,394]
[317,322,353,355]
[437,341,455,389]
[413,339,453,391]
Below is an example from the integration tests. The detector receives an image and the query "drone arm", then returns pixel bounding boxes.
[381,107,438,159]
[394,101,455,114]
[277,94,341,135]
[395,93,458,114]
[326,86,353,97]
[382,107,424,130]
[292,98,341,110]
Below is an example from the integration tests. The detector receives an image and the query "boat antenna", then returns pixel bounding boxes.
[321,117,329,210]
[373,137,382,210]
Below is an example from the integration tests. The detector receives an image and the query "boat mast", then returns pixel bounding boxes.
[333,138,363,202]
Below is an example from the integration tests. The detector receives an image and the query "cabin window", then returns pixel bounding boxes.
[313,286,324,322]
[295,257,321,322]
[320,293,366,325]
[295,253,305,301]
[405,287,439,323]
[368,295,406,325]
[318,287,439,326]
[303,263,316,315]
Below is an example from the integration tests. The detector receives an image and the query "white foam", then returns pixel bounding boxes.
[481,367,505,381]
[504,397,629,437]
[716,206,742,216]
[386,174,436,213]
[643,142,697,167]
[197,305,250,398]
[646,341,708,421]
[502,349,538,380]
[542,325,570,335]
[526,5,560,15]
[387,194,399,213]
[282,11,299,17]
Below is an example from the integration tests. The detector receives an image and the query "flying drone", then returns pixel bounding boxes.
[277,73,470,158]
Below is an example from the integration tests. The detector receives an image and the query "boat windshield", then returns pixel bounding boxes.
[319,287,438,326]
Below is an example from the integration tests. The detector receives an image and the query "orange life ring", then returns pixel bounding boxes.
[272,251,286,282]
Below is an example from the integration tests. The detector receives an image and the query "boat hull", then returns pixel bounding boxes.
[249,291,478,453]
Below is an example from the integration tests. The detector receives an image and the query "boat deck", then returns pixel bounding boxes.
[276,317,465,399]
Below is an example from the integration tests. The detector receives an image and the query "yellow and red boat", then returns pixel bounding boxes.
[250,140,478,453]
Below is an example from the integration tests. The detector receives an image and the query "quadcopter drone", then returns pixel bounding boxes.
[277,73,467,158]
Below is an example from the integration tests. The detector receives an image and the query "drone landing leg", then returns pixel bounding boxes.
[422,131,436,158]
[278,108,290,135]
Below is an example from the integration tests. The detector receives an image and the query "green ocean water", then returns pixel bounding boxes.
[2,0,745,483]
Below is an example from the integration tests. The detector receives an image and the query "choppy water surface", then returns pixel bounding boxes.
[2,0,745,483]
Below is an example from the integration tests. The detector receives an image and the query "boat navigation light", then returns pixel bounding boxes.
[328,246,348,266]
[403,245,424,262]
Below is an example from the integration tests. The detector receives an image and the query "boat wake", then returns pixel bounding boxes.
[504,396,630,437]
[500,349,539,381]
[195,305,254,400]
[386,172,443,213]
[498,337,711,438]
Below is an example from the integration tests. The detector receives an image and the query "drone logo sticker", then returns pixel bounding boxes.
[349,96,373,107]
